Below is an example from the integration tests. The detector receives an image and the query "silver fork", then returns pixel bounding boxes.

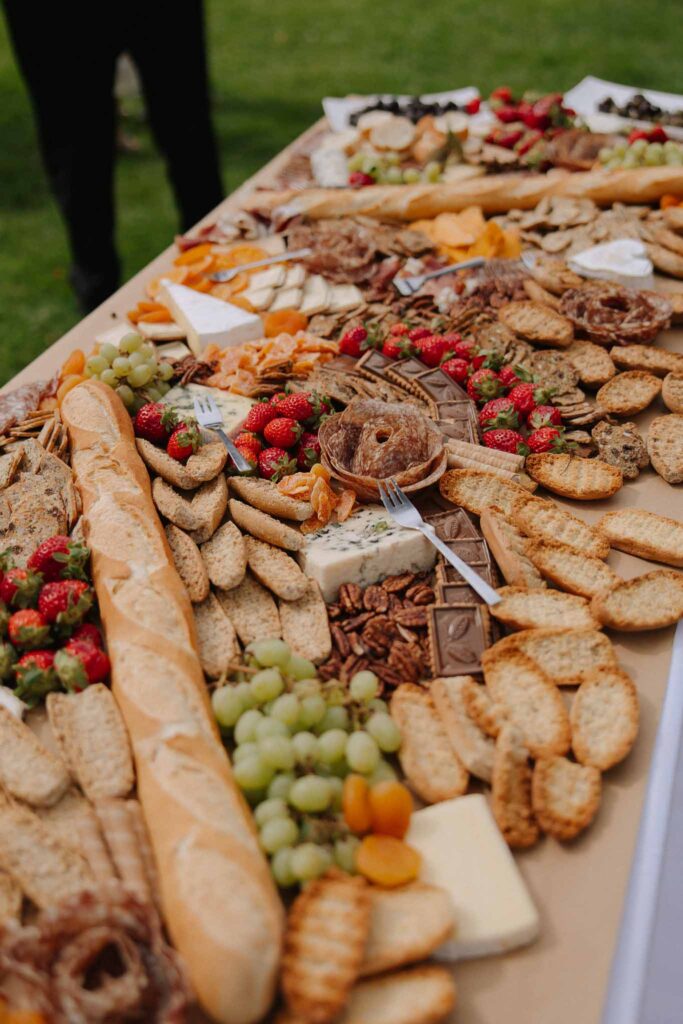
[210,247,313,284]
[377,478,501,606]
[392,256,486,297]
[193,395,253,473]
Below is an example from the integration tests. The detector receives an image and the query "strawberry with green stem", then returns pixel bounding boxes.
[14,649,57,706]
[38,580,93,628]
[263,417,302,450]
[133,402,178,445]
[467,368,504,403]
[479,397,520,431]
[27,536,89,582]
[483,429,529,455]
[258,448,296,481]
[8,609,50,649]
[54,639,110,692]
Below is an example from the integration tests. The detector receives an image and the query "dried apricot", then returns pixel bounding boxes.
[61,348,85,377]
[138,307,172,323]
[356,834,421,887]
[264,310,309,338]
[145,266,190,299]
[368,780,413,839]
[342,774,373,834]
[660,194,683,209]
[226,294,256,312]
[56,374,86,404]
[173,242,214,266]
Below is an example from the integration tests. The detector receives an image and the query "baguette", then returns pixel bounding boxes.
[62,381,283,1024]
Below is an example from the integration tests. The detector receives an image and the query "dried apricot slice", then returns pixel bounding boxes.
[343,774,373,834]
[368,780,413,839]
[264,310,309,338]
[173,242,214,266]
[56,374,86,405]
[61,348,85,377]
[146,266,190,299]
[356,834,421,887]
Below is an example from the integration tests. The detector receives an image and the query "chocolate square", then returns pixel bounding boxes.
[437,582,485,605]
[437,401,474,420]
[356,350,396,380]
[428,604,488,677]
[443,538,491,564]
[389,357,430,380]
[415,368,466,403]
[423,508,480,540]
[437,562,498,587]
[437,418,478,443]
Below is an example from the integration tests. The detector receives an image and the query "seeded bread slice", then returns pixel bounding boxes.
[597,508,683,568]
[217,572,281,645]
[491,586,599,631]
[532,756,601,840]
[431,676,496,783]
[591,570,683,631]
[523,538,620,599]
[200,521,247,590]
[165,524,210,602]
[279,580,332,664]
[0,706,70,807]
[193,592,239,678]
[511,495,610,559]
[390,684,469,804]
[229,476,312,521]
[487,628,616,686]
[246,536,308,601]
[229,499,304,551]
[491,724,539,849]
[570,669,639,770]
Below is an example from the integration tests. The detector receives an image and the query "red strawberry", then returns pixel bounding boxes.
[467,368,504,402]
[339,326,368,357]
[382,336,415,360]
[54,639,110,691]
[490,86,514,104]
[8,609,50,649]
[38,580,93,627]
[526,427,571,453]
[479,397,520,431]
[453,338,477,361]
[465,97,481,115]
[528,404,562,429]
[263,417,302,449]
[389,323,410,336]
[167,421,201,462]
[268,391,288,407]
[507,382,553,417]
[441,358,469,384]
[296,432,322,470]
[408,327,431,343]
[27,536,89,582]
[273,392,315,421]
[415,336,455,368]
[348,171,375,188]
[71,623,102,647]
[243,401,277,433]
[483,429,529,455]
[14,649,56,706]
[258,447,296,481]
[0,568,42,608]
[234,432,263,456]
[471,350,504,372]
[0,641,16,681]
[497,364,531,388]
[133,402,177,445]
[234,443,259,472]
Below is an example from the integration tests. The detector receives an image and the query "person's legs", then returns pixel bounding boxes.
[127,0,224,232]
[3,4,122,312]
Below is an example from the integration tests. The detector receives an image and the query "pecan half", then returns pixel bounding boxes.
[342,611,375,633]
[388,640,424,683]
[405,584,436,606]
[347,632,367,657]
[393,607,429,628]
[363,585,389,613]
[381,573,416,593]
[339,582,364,613]
[331,625,351,658]
[327,604,344,620]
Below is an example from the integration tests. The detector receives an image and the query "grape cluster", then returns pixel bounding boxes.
[598,138,683,169]
[347,151,442,185]
[211,638,402,887]
[84,333,174,413]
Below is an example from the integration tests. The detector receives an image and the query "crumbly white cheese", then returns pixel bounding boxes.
[406,794,540,960]
[568,239,654,289]
[297,504,436,603]
[161,383,254,433]
[160,281,263,355]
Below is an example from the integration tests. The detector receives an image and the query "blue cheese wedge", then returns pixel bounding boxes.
[161,383,254,434]
[160,281,263,355]
[406,794,540,960]
[297,504,436,603]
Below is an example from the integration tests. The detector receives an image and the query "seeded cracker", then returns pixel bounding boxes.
[431,676,496,783]
[510,495,610,558]
[491,586,599,631]
[596,371,661,416]
[486,628,616,686]
[597,508,683,568]
[532,756,601,841]
[523,538,621,599]
[492,724,539,849]
[571,669,639,770]
[390,684,469,803]
[217,571,281,645]
[525,453,623,500]
[591,570,683,631]
[647,414,683,484]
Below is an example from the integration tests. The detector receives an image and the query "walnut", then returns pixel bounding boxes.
[341,611,375,633]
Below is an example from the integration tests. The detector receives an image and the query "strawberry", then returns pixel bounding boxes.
[408,327,431,343]
[243,401,277,433]
[0,568,42,609]
[166,421,201,462]
[389,322,410,336]
[0,601,9,638]
[497,364,532,388]
[273,392,314,421]
[528,404,562,429]
[133,402,177,445]
[339,326,368,357]
[483,429,529,455]
[348,171,375,188]
[234,432,263,456]
[234,444,259,473]
[467,368,504,402]
[27,536,89,582]
[296,432,322,470]
[415,335,455,368]
[258,447,296,481]
[8,609,50,649]
[38,580,93,627]
[263,417,302,449]
[54,639,110,692]
[507,382,553,417]
[441,358,469,384]
[465,97,481,115]
[382,336,415,360]
[14,649,56,706]
[268,392,288,407]
[526,427,572,453]
[479,397,520,431]
[453,338,477,361]
[490,86,514,105]
[471,350,504,372]
[71,623,102,647]
[0,641,16,680]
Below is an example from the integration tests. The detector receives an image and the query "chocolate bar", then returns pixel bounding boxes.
[437,562,498,587]
[423,507,480,540]
[414,368,466,403]
[437,581,485,606]
[356,350,396,381]
[442,538,491,563]
[427,604,489,677]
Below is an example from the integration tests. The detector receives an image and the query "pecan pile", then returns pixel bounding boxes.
[319,573,435,689]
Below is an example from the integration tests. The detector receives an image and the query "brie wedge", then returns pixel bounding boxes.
[568,238,654,289]
[160,282,263,354]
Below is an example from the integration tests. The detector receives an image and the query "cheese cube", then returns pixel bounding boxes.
[160,281,263,355]
[406,794,540,960]
[297,504,436,603]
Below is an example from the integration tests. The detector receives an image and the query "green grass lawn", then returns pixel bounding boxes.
[1,0,682,384]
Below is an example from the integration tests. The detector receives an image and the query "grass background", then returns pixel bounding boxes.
[1,0,681,384]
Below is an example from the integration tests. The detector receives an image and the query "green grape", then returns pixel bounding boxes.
[128,350,146,369]
[630,138,648,157]
[291,843,331,881]
[130,394,146,415]
[299,694,327,729]
[605,158,622,171]
[260,816,299,853]
[614,143,627,158]
[100,369,117,388]
[385,150,401,166]
[233,742,259,763]
[255,717,289,741]
[146,387,162,402]
[598,147,613,164]
[85,355,108,377]
[157,381,171,396]
[248,638,292,668]
[292,731,318,763]
[250,667,284,704]
[666,149,683,166]
[268,772,295,800]
[366,759,398,785]
[271,847,297,887]
[112,356,132,378]
[212,686,243,728]
[424,160,442,183]
[349,671,379,703]
[327,776,344,811]
[233,756,274,790]
[119,333,143,354]
[403,167,421,183]
[233,681,257,710]
[334,835,360,873]
[361,154,379,175]
[386,166,404,184]
[346,731,380,774]
[158,361,174,382]
[347,152,365,173]
[259,735,295,771]
[622,150,640,169]
[234,708,263,745]
[128,364,154,388]
[316,706,350,733]
[289,775,332,813]
[645,142,665,166]
[368,698,389,714]
[271,694,300,728]
[254,797,289,826]
[115,384,135,409]
[98,343,119,364]
[366,713,402,753]
[245,786,268,806]
[287,653,317,680]
[316,728,348,765]
[325,684,345,706]
[139,342,157,360]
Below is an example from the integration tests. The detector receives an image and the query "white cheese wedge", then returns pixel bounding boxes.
[160,281,263,355]
[568,238,654,289]
[328,284,364,312]
[283,265,307,289]
[406,794,540,961]
[298,504,437,603]
[161,382,254,433]
[243,286,275,311]
[0,686,26,719]
[250,265,286,290]
[269,287,303,313]
[301,275,332,316]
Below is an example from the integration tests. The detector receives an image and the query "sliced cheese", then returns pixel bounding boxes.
[568,238,654,289]
[311,145,349,187]
[161,383,254,433]
[269,287,303,312]
[243,286,275,311]
[155,341,192,362]
[0,686,26,719]
[160,281,263,355]
[301,275,332,316]
[137,320,186,342]
[406,794,540,961]
[328,284,364,312]
[250,265,286,290]
[283,265,307,289]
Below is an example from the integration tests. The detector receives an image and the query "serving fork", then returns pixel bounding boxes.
[377,478,501,606]
[193,395,253,473]
[210,247,313,284]
[392,255,486,297]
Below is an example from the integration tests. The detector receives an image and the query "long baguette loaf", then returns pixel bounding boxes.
[62,381,283,1024]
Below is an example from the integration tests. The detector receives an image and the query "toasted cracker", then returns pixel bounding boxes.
[498,301,573,347]
[532,756,601,840]
[482,648,570,758]
[136,438,226,488]
[591,569,683,631]
[229,498,303,551]
[460,678,507,738]
[522,278,562,310]
[37,788,116,883]
[431,676,496,783]
[438,469,529,517]
[525,453,623,500]
[390,684,469,804]
[279,580,332,665]
[662,371,683,413]
[596,371,661,416]
[200,520,247,590]
[610,345,683,377]
[165,523,209,602]
[193,591,239,677]
[571,668,639,770]
[0,449,23,490]
[488,628,616,686]
[566,339,616,388]
[646,242,683,278]
[217,571,281,645]
[282,869,371,1024]
[648,413,683,484]
[95,798,155,905]
[523,538,620,599]
[46,685,134,801]
[510,495,610,558]
[360,884,455,977]
[0,869,21,923]
[246,535,308,601]
[492,724,539,848]
[229,476,312,521]
[152,473,228,540]
[0,706,69,808]
[491,585,598,631]
[480,507,545,589]
[597,507,683,568]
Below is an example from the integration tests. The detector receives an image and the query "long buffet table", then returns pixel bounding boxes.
[3,120,681,1024]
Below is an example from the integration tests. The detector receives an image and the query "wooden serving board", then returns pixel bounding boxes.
[4,121,681,1024]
